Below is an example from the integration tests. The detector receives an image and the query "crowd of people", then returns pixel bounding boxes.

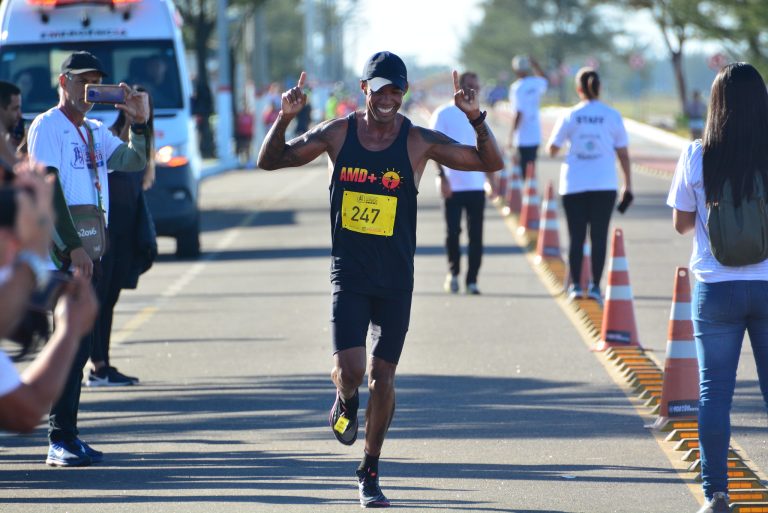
[1,45,766,513]
[0,51,157,467]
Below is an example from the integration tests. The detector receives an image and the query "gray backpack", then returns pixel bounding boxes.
[707,176,768,266]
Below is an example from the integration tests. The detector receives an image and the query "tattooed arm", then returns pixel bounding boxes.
[418,122,503,174]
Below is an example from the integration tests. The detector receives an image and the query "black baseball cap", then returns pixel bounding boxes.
[361,51,407,92]
[61,51,108,77]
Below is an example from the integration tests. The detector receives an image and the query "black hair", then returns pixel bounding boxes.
[703,62,768,206]
[0,80,21,109]
[575,67,600,100]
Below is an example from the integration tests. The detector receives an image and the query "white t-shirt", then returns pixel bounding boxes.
[429,103,486,192]
[29,108,123,269]
[28,108,123,223]
[547,100,628,195]
[0,351,21,398]
[509,75,548,147]
[667,140,768,283]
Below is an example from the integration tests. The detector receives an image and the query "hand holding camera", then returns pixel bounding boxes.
[85,83,149,124]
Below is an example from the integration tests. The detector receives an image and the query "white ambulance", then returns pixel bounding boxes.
[0,0,201,257]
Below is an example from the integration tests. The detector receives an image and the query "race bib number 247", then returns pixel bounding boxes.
[341,191,397,236]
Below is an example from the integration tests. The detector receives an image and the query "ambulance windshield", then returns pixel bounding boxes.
[0,40,183,114]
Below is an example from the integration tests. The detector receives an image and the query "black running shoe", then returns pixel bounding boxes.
[329,390,358,446]
[356,468,390,508]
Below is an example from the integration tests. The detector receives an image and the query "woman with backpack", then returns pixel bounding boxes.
[667,62,768,513]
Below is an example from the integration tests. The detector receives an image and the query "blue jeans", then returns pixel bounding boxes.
[693,280,768,499]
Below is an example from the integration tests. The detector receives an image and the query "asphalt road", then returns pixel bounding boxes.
[1,106,764,512]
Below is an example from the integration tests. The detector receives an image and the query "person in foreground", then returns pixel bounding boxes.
[667,62,768,513]
[0,161,99,433]
[258,51,503,507]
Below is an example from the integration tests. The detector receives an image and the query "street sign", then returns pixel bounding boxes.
[707,53,729,71]
[629,53,646,70]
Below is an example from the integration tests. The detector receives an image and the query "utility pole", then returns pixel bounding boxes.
[216,0,234,163]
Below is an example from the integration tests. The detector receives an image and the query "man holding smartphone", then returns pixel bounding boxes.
[27,50,149,467]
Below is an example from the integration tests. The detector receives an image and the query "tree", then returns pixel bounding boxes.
[173,0,266,157]
[695,1,768,79]
[461,0,615,102]
[613,0,704,114]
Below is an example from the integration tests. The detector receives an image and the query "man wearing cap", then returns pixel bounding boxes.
[258,51,503,507]
[27,50,149,467]
[508,55,547,179]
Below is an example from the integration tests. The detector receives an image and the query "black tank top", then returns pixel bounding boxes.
[329,112,418,293]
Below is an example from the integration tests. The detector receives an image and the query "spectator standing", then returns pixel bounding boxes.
[27,50,149,467]
[508,55,547,178]
[546,67,632,304]
[430,71,492,295]
[87,86,157,387]
[668,62,768,513]
[686,89,706,140]
[0,81,22,166]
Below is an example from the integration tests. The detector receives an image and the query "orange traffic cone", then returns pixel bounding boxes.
[595,228,641,351]
[654,267,699,428]
[503,164,522,216]
[517,162,539,237]
[535,181,563,264]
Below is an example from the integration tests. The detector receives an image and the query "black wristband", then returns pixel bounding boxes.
[469,110,487,127]
[130,122,147,134]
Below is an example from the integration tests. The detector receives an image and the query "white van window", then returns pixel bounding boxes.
[0,41,183,113]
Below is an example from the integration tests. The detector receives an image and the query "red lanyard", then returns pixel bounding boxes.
[60,108,104,211]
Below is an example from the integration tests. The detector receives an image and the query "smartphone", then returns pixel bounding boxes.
[85,84,126,105]
[617,191,634,214]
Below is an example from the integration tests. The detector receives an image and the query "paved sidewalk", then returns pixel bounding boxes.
[0,108,721,513]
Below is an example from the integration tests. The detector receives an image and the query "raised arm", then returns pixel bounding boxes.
[422,71,504,173]
[258,72,335,170]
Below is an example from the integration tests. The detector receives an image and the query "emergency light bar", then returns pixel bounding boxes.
[26,0,141,7]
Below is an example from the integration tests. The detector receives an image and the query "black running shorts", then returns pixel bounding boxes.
[330,286,412,365]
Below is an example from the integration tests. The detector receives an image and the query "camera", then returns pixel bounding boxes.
[6,271,71,362]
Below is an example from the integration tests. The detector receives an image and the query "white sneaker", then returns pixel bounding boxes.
[566,284,583,301]
[443,274,459,294]
[466,283,481,295]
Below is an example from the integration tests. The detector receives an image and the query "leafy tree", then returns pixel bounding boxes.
[174,0,266,156]
[461,0,615,101]
[695,1,768,79]
[611,0,704,114]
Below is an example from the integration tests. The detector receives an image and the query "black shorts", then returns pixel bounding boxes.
[518,145,539,177]
[331,286,412,365]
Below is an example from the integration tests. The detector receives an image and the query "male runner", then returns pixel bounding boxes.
[258,51,503,507]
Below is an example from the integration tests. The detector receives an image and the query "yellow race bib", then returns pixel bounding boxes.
[341,191,397,236]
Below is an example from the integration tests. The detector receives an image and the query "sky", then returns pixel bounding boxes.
[345,0,484,73]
